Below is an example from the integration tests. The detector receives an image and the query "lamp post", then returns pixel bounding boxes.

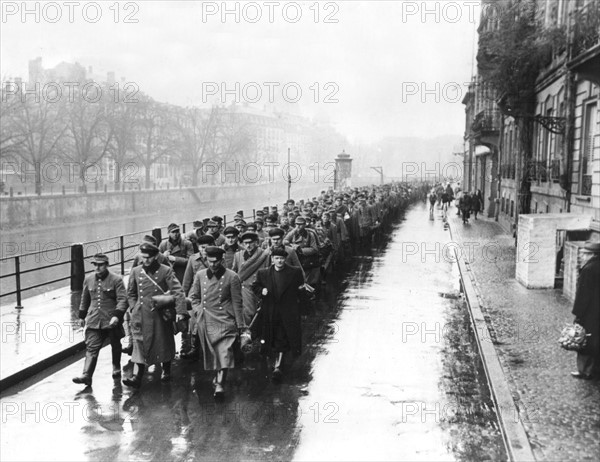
[287,147,291,201]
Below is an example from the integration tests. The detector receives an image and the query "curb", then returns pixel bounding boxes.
[0,341,86,391]
[448,221,536,462]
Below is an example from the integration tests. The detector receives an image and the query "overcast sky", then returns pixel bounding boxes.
[1,1,481,142]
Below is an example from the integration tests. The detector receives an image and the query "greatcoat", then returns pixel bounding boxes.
[189,268,244,370]
[127,262,186,365]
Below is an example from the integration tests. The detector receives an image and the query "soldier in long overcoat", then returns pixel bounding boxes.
[571,241,600,379]
[232,232,270,326]
[189,246,245,398]
[252,248,305,382]
[123,243,187,388]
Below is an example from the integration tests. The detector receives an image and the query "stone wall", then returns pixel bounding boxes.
[516,214,592,289]
[0,182,306,230]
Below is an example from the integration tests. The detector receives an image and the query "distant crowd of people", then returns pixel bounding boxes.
[73,183,428,399]
[428,182,484,223]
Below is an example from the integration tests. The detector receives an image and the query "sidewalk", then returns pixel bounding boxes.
[0,275,129,390]
[448,211,600,461]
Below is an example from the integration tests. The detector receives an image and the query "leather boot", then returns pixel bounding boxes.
[123,363,145,388]
[272,352,284,383]
[214,369,227,399]
[161,362,171,382]
[112,343,122,378]
[73,354,98,386]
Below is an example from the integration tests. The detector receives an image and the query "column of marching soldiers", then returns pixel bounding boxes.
[74,183,426,399]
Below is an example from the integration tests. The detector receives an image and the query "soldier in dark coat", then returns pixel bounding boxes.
[73,254,128,386]
[189,246,245,398]
[159,223,194,283]
[123,243,187,388]
[180,234,215,360]
[571,241,600,379]
[252,247,306,382]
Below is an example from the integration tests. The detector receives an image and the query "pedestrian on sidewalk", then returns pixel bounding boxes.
[189,246,246,399]
[459,192,472,224]
[123,242,187,388]
[73,254,128,387]
[571,241,600,380]
[471,189,483,220]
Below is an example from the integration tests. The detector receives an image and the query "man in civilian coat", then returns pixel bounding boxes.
[189,246,246,398]
[123,243,187,388]
[252,247,306,382]
[73,253,127,386]
[571,241,600,379]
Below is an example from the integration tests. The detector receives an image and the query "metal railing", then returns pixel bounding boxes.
[0,208,270,308]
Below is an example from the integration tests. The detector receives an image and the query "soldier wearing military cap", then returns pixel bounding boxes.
[73,254,128,387]
[222,226,241,270]
[206,220,225,246]
[234,219,248,235]
[159,223,194,283]
[131,235,171,270]
[254,217,267,244]
[571,241,600,379]
[189,246,246,398]
[186,220,205,253]
[123,244,187,388]
[179,234,216,360]
[232,232,270,325]
[264,227,305,278]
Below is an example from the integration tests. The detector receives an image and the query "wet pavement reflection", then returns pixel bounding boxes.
[0,203,506,461]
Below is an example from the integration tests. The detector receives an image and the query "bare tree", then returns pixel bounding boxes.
[169,106,220,187]
[214,107,254,184]
[62,83,114,193]
[105,96,139,187]
[1,84,68,195]
[134,97,171,189]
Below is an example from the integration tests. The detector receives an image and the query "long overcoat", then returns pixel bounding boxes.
[127,263,186,365]
[189,268,244,370]
[251,263,304,357]
[573,257,600,356]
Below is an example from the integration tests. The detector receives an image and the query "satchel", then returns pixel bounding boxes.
[141,268,177,322]
[558,323,590,352]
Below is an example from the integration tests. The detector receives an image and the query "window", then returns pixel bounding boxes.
[580,102,597,195]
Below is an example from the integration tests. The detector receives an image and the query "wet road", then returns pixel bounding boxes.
[0,203,506,461]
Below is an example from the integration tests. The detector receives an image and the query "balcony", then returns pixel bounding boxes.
[572,2,600,57]
[500,164,516,180]
[471,109,501,148]
[527,159,561,184]
[568,2,600,84]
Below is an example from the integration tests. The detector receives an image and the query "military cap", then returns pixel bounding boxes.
[271,205,278,211]
[255,217,264,224]
[265,214,276,223]
[271,247,288,258]
[202,217,211,225]
[256,210,265,217]
[197,235,215,245]
[91,253,109,265]
[192,220,203,228]
[246,222,257,230]
[142,234,157,245]
[236,210,244,217]
[206,220,218,228]
[306,201,314,207]
[211,216,223,223]
[583,241,600,253]
[223,226,239,236]
[140,242,159,256]
[295,217,306,225]
[168,223,180,233]
[287,199,295,205]
[268,227,285,237]
[205,246,225,259]
[235,219,247,226]
[240,231,258,242]
[233,214,244,221]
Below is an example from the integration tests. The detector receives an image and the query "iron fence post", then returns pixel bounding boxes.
[15,256,23,309]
